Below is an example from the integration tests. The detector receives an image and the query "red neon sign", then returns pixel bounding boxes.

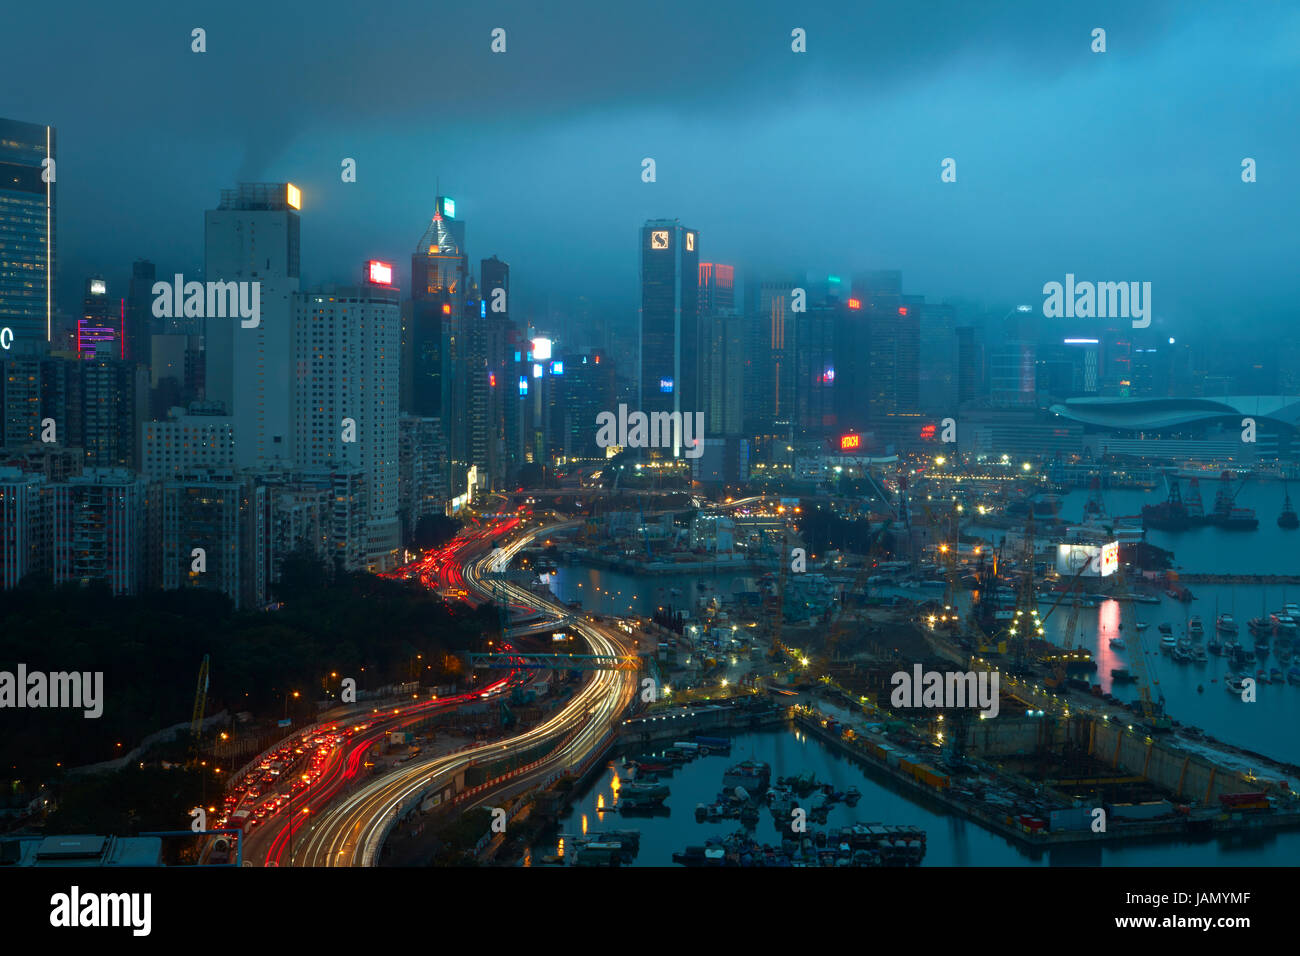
[848,298,861,310]
[840,434,861,450]
[898,306,908,316]
[368,260,393,285]
[920,424,936,439]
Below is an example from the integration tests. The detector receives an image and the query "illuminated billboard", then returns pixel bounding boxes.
[89,279,106,296]
[650,230,669,250]
[685,232,695,251]
[367,260,392,285]
[1055,544,1103,577]
[1100,541,1119,577]
[443,197,455,218]
[531,337,552,360]
[286,183,301,209]
[840,434,861,450]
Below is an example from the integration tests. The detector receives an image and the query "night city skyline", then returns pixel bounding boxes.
[3,0,1300,927]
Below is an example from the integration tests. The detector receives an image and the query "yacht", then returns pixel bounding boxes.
[1188,616,1204,637]
[1192,644,1208,663]
[1273,613,1299,636]
[1216,613,1238,634]
[1160,633,1178,653]
[1108,635,1126,650]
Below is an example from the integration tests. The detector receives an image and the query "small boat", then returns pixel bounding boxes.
[1242,648,1257,666]
[1172,643,1192,663]
[1160,634,1178,653]
[1280,485,1299,529]
[1225,674,1249,694]
[1193,645,1208,663]
[1248,617,1271,635]
[1257,669,1271,684]
[1288,667,1300,685]
[1158,623,1173,635]
[1207,637,1222,654]
[1272,614,1298,635]
[1188,616,1204,636]
[1216,614,1238,634]
[1133,594,1161,605]
[1271,667,1284,682]
[1111,668,1135,682]
[1135,622,1150,631]
[1109,636,1126,649]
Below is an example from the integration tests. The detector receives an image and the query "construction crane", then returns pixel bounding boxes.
[968,540,1008,656]
[1042,556,1093,689]
[1112,561,1171,731]
[825,519,893,661]
[190,654,210,748]
[1009,511,1043,667]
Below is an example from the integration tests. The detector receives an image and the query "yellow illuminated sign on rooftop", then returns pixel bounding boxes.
[286,183,301,209]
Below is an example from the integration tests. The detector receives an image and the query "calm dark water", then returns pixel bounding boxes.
[538,728,1300,866]
[541,486,1300,864]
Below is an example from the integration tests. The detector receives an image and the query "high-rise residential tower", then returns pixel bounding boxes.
[292,263,402,571]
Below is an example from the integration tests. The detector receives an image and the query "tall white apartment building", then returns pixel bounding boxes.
[292,263,401,571]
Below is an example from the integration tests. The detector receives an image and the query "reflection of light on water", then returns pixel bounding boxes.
[596,794,605,811]
[522,847,531,867]
[582,814,588,834]
[557,837,565,858]
[610,772,621,791]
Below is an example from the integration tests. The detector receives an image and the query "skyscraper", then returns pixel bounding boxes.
[744,278,801,432]
[698,262,735,314]
[292,264,401,571]
[639,219,700,454]
[77,276,117,360]
[407,196,465,421]
[0,117,55,353]
[204,182,302,468]
[124,259,156,363]
[482,255,519,486]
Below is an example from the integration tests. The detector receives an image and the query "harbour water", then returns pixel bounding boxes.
[539,727,1300,866]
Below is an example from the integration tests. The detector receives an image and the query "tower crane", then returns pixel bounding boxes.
[190,653,210,751]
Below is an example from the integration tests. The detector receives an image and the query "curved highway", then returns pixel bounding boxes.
[291,521,637,866]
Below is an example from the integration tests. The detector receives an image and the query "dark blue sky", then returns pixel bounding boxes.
[3,0,1297,333]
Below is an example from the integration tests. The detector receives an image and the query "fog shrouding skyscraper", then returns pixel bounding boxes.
[204,182,302,469]
[639,219,699,454]
[125,259,156,363]
[407,196,464,421]
[77,276,116,360]
[0,117,55,353]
